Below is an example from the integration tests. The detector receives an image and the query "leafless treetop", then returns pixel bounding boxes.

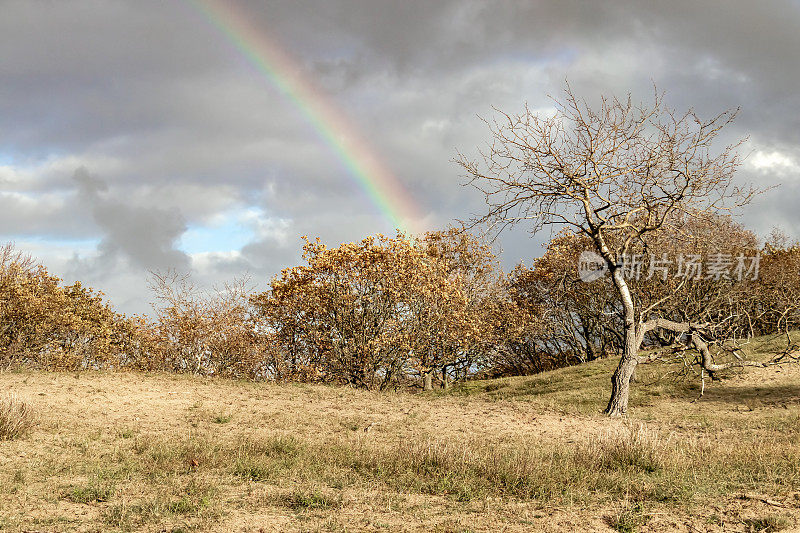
[458,84,757,258]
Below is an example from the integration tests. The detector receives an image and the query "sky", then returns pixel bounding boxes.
[2,0,799,315]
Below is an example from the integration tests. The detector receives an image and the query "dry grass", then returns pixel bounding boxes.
[0,333,799,531]
[586,422,670,474]
[0,393,33,440]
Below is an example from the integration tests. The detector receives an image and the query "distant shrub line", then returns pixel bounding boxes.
[1,221,798,389]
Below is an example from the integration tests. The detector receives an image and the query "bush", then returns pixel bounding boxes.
[0,242,141,371]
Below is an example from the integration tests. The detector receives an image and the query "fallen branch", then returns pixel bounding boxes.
[737,493,790,508]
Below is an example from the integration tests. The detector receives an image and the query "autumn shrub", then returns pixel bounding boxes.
[251,230,528,389]
[0,243,137,371]
[252,234,438,388]
[148,272,264,378]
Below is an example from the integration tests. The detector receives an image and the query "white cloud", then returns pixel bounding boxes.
[749,150,799,172]
[190,250,244,270]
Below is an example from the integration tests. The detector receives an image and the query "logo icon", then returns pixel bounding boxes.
[578,251,607,282]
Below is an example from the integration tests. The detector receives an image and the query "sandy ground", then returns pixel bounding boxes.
[1,368,799,532]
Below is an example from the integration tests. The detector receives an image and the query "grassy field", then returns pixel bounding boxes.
[1,334,799,532]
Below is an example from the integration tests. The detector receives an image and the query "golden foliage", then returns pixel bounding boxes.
[5,221,792,386]
[252,230,528,389]
[0,243,134,370]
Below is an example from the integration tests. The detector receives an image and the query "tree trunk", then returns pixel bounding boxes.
[604,323,639,416]
[423,370,433,391]
[604,266,639,417]
[441,367,450,390]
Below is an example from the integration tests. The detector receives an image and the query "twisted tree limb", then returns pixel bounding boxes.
[637,318,767,380]
[687,332,765,376]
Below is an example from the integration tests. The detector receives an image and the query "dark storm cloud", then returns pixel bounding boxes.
[72,167,190,272]
[1,0,798,313]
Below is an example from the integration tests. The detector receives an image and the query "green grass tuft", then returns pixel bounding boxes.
[282,489,342,511]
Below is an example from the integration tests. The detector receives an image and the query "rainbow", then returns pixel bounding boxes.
[186,0,422,233]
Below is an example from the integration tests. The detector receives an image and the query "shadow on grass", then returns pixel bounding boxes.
[688,383,800,408]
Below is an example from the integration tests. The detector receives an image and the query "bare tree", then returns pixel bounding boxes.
[458,85,759,416]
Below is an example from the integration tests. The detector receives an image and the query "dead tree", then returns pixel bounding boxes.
[458,84,759,416]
